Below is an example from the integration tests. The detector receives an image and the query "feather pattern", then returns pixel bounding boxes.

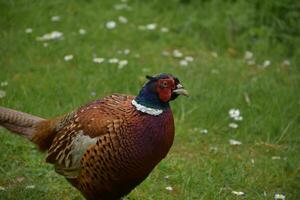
[44,94,174,199]
[0,73,187,200]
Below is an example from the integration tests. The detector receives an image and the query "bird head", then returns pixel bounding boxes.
[135,73,188,109]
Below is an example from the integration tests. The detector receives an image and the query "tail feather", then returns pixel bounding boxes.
[0,106,45,139]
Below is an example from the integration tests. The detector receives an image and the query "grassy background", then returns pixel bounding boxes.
[0,0,299,199]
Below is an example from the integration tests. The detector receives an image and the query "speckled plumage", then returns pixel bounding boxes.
[45,94,174,199]
[0,74,187,200]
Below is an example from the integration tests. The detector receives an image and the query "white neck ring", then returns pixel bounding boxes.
[131,99,163,116]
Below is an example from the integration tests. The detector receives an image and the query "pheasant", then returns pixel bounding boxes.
[0,73,188,200]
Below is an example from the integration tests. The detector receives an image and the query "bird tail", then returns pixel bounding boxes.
[0,106,57,151]
[0,106,44,139]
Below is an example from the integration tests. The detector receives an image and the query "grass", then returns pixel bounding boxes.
[0,0,299,199]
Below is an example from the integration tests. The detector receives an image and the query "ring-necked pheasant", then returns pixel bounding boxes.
[0,73,188,200]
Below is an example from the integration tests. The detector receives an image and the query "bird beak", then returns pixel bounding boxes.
[173,84,189,96]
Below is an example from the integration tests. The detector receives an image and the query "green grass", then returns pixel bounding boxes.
[0,0,299,199]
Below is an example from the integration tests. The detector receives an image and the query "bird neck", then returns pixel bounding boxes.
[133,85,169,115]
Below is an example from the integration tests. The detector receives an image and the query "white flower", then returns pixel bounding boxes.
[209,146,218,153]
[263,60,271,68]
[173,49,183,58]
[211,69,219,74]
[229,139,242,145]
[282,59,290,67]
[0,81,8,87]
[229,109,243,121]
[211,52,218,58]
[232,191,245,196]
[106,21,116,29]
[43,43,48,48]
[79,28,87,35]
[200,129,208,134]
[179,59,188,66]
[146,23,157,30]
[160,27,169,32]
[229,109,240,119]
[114,3,131,11]
[142,68,150,72]
[235,116,243,121]
[25,185,35,189]
[0,90,6,98]
[51,16,61,22]
[161,51,170,56]
[93,57,105,64]
[244,51,253,60]
[108,58,119,64]
[274,193,285,200]
[64,54,74,61]
[229,123,239,129]
[36,31,63,41]
[118,60,128,69]
[124,49,130,55]
[251,159,255,164]
[0,186,5,191]
[134,53,140,58]
[25,28,33,34]
[118,49,130,55]
[264,191,267,196]
[272,156,281,160]
[185,56,194,62]
[247,60,256,65]
[164,175,169,180]
[16,177,24,183]
[91,91,96,97]
[165,186,173,191]
[118,16,128,24]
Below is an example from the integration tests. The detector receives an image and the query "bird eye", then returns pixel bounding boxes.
[161,81,168,88]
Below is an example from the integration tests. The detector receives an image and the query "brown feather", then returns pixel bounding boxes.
[1,94,175,200]
[0,106,44,139]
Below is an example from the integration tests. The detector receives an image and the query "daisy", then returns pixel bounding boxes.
[51,16,61,22]
[229,139,242,145]
[0,90,6,98]
[79,28,87,35]
[108,58,119,64]
[36,31,63,41]
[274,193,285,200]
[146,23,157,30]
[263,60,271,68]
[118,16,128,24]
[228,123,239,129]
[25,28,33,34]
[232,191,245,196]
[165,186,173,191]
[244,51,253,60]
[185,56,194,62]
[118,60,128,69]
[64,55,74,61]
[93,57,105,64]
[173,49,183,58]
[106,21,116,29]
[160,27,169,33]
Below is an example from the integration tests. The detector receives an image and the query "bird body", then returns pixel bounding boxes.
[46,94,175,200]
[0,74,187,200]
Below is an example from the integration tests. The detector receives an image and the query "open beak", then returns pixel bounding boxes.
[173,84,189,96]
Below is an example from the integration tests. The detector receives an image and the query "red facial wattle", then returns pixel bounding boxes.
[156,79,175,102]
[157,88,172,102]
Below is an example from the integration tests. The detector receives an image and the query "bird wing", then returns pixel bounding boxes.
[45,95,131,179]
